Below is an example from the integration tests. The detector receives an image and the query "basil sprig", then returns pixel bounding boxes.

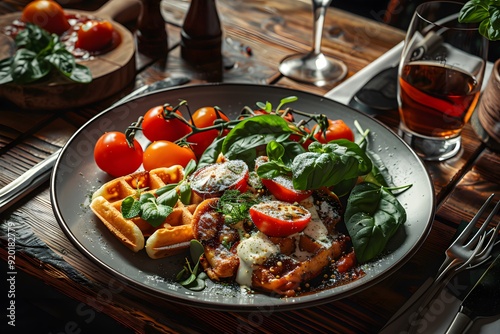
[0,23,92,85]
[459,0,500,41]
[121,160,196,227]
[344,182,407,263]
[291,140,372,190]
[221,114,304,168]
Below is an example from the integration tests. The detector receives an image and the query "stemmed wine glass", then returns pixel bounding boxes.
[279,0,347,86]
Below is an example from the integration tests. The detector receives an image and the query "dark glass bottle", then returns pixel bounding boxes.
[137,0,168,58]
[180,0,223,81]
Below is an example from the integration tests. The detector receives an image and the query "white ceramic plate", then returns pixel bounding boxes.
[51,83,435,311]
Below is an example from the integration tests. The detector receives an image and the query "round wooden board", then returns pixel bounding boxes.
[0,9,136,110]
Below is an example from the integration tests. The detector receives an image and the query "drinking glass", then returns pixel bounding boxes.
[397,1,488,161]
[279,0,347,86]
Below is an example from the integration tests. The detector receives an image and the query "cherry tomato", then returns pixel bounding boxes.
[261,176,313,203]
[190,160,249,198]
[142,106,192,143]
[256,157,312,202]
[143,140,196,171]
[313,119,355,143]
[336,251,357,273]
[75,20,114,52]
[21,0,70,35]
[94,132,143,177]
[249,201,312,237]
[188,107,230,157]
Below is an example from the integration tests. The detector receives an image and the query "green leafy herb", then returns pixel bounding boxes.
[255,96,298,113]
[291,140,372,191]
[0,23,92,85]
[459,0,500,41]
[256,141,292,180]
[176,240,206,291]
[121,192,173,227]
[155,159,197,206]
[221,114,299,167]
[344,182,408,263]
[217,190,260,225]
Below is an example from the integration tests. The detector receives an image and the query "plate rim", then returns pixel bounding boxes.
[50,82,436,311]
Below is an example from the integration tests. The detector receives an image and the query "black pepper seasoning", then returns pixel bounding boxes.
[180,0,223,82]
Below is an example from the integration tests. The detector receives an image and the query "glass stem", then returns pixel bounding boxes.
[311,0,333,56]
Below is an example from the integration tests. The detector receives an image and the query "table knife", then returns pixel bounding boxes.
[0,76,190,213]
[445,253,500,334]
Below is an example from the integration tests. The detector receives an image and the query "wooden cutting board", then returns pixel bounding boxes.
[0,0,141,110]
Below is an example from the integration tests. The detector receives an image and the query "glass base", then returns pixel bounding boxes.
[279,52,347,86]
[398,123,461,161]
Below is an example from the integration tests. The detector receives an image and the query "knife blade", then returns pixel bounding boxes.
[444,253,500,334]
[0,76,190,213]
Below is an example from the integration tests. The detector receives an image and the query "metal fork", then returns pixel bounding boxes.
[406,194,500,332]
[381,194,500,332]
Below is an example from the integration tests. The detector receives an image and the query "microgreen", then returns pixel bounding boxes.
[217,190,260,225]
[176,240,206,291]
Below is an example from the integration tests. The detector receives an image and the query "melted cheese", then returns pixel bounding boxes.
[236,232,280,287]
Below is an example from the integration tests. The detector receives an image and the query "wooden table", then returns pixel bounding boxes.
[1,0,499,333]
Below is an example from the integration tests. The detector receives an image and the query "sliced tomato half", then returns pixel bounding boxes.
[190,160,249,198]
[261,176,312,203]
[249,201,312,237]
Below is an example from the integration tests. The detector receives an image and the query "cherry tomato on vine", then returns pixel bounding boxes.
[94,132,143,177]
[75,20,114,52]
[249,201,311,237]
[188,107,230,157]
[142,106,192,143]
[21,0,70,35]
[142,140,196,171]
[313,119,354,143]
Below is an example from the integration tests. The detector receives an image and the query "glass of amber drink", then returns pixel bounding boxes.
[397,1,488,161]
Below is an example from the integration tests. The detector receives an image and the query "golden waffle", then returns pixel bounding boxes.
[90,166,199,258]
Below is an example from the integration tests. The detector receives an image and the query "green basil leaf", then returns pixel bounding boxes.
[156,188,179,207]
[69,63,93,83]
[291,140,372,190]
[179,181,192,205]
[189,240,205,264]
[121,196,142,219]
[344,182,406,263]
[11,49,51,84]
[0,58,13,84]
[266,139,285,162]
[197,136,225,170]
[459,0,490,23]
[141,200,173,227]
[15,23,51,52]
[222,115,293,166]
[362,152,391,187]
[183,159,197,178]
[155,183,177,196]
[256,160,285,179]
[45,49,75,77]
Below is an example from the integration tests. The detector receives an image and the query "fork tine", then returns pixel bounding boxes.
[454,193,495,246]
[476,221,500,259]
[465,197,500,248]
